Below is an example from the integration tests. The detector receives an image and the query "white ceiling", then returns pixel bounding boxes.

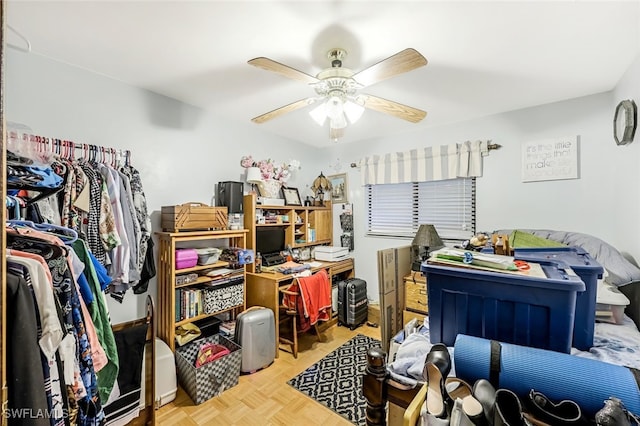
[6,1,640,147]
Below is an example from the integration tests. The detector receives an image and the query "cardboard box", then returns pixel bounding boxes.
[368,303,380,326]
[403,309,426,328]
[377,246,411,353]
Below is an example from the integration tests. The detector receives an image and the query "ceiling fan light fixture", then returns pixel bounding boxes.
[309,102,327,126]
[249,48,428,143]
[344,99,365,124]
[326,95,344,120]
[330,113,347,129]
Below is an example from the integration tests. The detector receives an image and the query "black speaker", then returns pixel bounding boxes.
[216,181,244,214]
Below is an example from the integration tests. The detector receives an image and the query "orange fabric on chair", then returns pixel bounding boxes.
[297,269,332,325]
[281,269,332,333]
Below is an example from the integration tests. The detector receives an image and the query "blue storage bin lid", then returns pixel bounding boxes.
[514,247,603,277]
[422,259,585,293]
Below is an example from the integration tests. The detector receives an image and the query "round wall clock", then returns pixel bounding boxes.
[613,99,637,145]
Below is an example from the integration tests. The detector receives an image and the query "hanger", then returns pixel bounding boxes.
[7,161,64,206]
[33,223,78,244]
[5,196,22,220]
[6,220,78,243]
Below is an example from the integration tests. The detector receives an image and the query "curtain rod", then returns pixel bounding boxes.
[349,142,502,168]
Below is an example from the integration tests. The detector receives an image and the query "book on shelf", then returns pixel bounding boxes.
[206,274,245,287]
[205,267,236,278]
[175,287,207,321]
[219,320,236,337]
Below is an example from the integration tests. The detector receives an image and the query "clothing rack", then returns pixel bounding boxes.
[111,295,156,425]
[7,130,132,166]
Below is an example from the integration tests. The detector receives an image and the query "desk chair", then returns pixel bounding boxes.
[278,271,331,358]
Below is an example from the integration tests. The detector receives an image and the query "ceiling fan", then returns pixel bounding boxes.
[248,48,428,140]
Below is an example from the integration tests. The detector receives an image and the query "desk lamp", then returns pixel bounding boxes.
[411,224,444,271]
[311,172,332,206]
[246,166,262,195]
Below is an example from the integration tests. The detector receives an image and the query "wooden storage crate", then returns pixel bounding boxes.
[161,202,228,232]
[404,272,428,314]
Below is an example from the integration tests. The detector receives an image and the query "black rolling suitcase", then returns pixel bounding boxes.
[337,278,368,330]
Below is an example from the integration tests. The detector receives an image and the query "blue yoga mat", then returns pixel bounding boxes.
[454,334,640,416]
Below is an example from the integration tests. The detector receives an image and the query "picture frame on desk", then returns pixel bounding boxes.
[328,173,348,203]
[282,187,302,206]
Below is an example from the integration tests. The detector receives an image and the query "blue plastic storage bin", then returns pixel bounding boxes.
[423,260,585,353]
[513,247,603,351]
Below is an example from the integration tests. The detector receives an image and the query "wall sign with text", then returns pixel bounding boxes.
[521,136,580,182]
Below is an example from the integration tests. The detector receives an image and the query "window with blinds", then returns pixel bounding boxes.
[365,178,475,240]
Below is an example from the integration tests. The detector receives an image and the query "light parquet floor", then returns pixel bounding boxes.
[156,324,382,426]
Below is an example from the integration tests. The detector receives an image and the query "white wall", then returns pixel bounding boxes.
[326,54,640,301]
[8,48,640,316]
[5,50,330,323]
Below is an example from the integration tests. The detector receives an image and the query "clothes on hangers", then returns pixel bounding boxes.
[6,229,109,425]
[5,272,51,426]
[6,136,154,423]
[49,152,154,302]
[71,239,120,403]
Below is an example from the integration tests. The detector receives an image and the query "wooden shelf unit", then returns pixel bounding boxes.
[243,193,333,273]
[156,229,248,351]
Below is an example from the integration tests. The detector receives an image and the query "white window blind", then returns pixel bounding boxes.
[366,178,475,240]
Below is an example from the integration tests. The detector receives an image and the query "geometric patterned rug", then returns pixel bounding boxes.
[287,334,382,426]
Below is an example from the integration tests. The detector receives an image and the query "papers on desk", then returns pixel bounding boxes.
[275,261,311,274]
[304,261,322,268]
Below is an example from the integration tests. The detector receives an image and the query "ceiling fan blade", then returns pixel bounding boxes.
[248,57,319,85]
[251,98,317,124]
[362,94,427,123]
[352,48,427,87]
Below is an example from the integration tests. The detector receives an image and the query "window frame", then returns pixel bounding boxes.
[365,177,476,241]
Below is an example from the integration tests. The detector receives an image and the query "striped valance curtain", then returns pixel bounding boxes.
[360,140,489,185]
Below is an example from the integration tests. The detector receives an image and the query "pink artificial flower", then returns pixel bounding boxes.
[240,155,299,183]
[240,155,255,168]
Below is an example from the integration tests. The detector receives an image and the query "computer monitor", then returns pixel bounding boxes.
[255,227,285,256]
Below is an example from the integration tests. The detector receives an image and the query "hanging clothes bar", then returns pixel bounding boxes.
[7,129,132,166]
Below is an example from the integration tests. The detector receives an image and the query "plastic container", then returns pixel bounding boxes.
[155,338,177,407]
[596,280,629,325]
[423,260,585,353]
[195,247,222,265]
[513,247,603,350]
[175,248,198,269]
[228,213,243,230]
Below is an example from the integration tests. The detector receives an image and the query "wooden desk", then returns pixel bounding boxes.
[245,258,355,357]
